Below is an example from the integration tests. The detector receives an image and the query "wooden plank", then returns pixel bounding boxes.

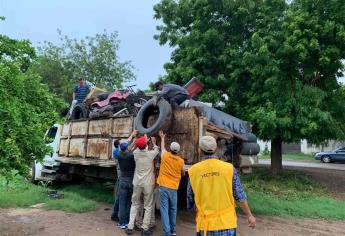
[56,156,116,167]
[89,119,112,136]
[83,120,90,158]
[168,108,200,164]
[61,123,70,137]
[87,138,110,159]
[112,117,133,137]
[71,121,88,136]
[58,138,69,156]
[68,138,85,157]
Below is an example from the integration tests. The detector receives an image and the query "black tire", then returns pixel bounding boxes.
[321,155,332,163]
[241,142,260,155]
[135,98,172,135]
[243,133,257,143]
[97,92,111,101]
[70,103,89,120]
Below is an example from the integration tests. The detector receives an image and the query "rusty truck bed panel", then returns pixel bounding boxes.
[57,108,235,165]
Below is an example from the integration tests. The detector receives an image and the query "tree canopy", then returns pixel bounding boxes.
[154,0,345,175]
[0,33,65,175]
[34,30,136,102]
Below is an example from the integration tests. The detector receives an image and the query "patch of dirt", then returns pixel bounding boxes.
[1,206,345,236]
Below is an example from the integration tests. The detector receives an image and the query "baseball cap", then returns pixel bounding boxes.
[170,142,180,152]
[120,142,129,151]
[135,136,147,149]
[199,136,217,153]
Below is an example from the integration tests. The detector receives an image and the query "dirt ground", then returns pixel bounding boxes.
[1,205,345,236]
[1,167,345,236]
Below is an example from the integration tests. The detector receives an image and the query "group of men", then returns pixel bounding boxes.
[111,132,256,236]
[72,79,256,236]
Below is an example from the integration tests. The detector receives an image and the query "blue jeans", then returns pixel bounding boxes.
[111,178,120,219]
[159,186,177,236]
[119,177,133,224]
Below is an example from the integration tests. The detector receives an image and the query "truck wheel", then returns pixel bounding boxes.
[70,103,89,120]
[243,133,257,143]
[135,99,172,135]
[241,142,260,155]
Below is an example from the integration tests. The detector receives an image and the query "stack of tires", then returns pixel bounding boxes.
[240,133,260,173]
[241,133,260,155]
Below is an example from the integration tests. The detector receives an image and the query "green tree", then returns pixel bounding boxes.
[0,33,65,175]
[35,30,136,102]
[154,0,345,175]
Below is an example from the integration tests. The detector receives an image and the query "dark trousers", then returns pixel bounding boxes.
[169,94,189,108]
[112,178,120,219]
[119,177,134,224]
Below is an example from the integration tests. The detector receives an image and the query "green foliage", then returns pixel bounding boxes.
[35,30,136,102]
[0,173,113,213]
[0,171,47,208]
[242,169,345,219]
[154,0,345,173]
[0,32,65,175]
[262,144,270,156]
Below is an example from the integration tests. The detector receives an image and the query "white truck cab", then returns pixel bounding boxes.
[32,124,62,181]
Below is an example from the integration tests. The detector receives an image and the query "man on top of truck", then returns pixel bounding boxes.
[68,78,90,116]
[154,81,189,108]
[73,78,90,103]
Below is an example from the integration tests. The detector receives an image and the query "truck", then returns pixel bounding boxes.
[33,104,259,183]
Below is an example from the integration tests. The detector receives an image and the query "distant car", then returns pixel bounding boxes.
[314,147,345,163]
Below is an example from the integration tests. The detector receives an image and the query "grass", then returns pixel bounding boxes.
[44,183,114,213]
[260,153,314,161]
[241,168,345,219]
[2,169,345,219]
[0,173,114,213]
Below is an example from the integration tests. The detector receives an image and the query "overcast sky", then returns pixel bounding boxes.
[1,0,344,88]
[0,0,172,90]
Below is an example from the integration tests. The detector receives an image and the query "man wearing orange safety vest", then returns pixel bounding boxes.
[187,136,256,236]
[157,131,185,236]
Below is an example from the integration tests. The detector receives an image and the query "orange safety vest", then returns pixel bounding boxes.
[188,158,237,235]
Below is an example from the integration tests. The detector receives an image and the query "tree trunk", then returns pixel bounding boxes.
[271,138,282,176]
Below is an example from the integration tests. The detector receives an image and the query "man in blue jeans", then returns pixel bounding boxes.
[117,137,136,229]
[112,131,137,222]
[157,131,185,236]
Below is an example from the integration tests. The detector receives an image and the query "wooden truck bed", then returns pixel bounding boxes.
[56,107,241,166]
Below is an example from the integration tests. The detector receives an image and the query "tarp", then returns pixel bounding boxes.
[186,100,251,135]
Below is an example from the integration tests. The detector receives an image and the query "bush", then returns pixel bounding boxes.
[0,34,66,175]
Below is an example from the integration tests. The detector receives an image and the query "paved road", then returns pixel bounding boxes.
[257,159,345,171]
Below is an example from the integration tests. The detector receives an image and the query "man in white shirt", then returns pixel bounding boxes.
[126,135,159,236]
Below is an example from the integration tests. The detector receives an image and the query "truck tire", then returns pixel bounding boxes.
[243,133,257,143]
[70,103,89,120]
[241,142,260,155]
[135,98,172,135]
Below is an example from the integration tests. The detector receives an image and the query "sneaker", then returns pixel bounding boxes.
[125,228,133,235]
[170,233,177,236]
[141,230,153,236]
[149,225,156,232]
[117,223,127,229]
[134,225,142,231]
